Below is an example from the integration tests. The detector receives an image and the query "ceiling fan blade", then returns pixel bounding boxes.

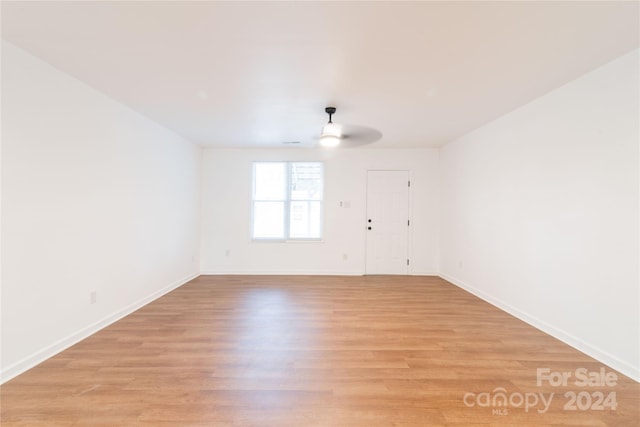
[339,124,383,147]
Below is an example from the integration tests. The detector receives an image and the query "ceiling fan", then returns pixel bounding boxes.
[319,106,382,148]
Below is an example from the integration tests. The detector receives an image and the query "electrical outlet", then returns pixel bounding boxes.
[225,249,231,257]
[90,291,97,304]
[343,253,348,261]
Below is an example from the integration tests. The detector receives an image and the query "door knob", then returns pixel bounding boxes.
[367,226,372,230]
[368,219,372,223]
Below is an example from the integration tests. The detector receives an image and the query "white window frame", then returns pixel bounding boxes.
[251,161,324,241]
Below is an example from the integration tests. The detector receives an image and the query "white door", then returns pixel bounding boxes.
[365,170,410,274]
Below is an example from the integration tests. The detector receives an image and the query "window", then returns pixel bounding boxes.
[252,162,323,240]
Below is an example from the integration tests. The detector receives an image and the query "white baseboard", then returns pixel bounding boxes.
[410,271,440,276]
[0,272,199,384]
[199,270,364,276]
[439,273,640,383]
[199,270,440,276]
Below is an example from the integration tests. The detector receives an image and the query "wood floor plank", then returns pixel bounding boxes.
[1,275,638,426]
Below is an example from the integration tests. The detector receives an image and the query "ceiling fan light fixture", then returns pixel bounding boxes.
[319,106,341,147]
[321,122,341,138]
[319,135,340,147]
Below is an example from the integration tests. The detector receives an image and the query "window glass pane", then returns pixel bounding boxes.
[253,201,285,239]
[290,163,323,201]
[254,163,286,200]
[289,201,322,239]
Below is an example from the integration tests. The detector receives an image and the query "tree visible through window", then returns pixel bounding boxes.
[252,162,323,240]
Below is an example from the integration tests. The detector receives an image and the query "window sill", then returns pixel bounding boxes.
[251,238,324,243]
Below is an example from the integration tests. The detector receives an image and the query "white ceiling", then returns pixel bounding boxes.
[2,1,638,148]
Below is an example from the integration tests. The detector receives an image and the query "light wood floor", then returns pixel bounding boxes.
[1,275,638,426]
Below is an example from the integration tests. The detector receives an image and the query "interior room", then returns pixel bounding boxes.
[1,1,638,425]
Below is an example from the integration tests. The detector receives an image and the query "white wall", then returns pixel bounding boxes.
[439,50,639,380]
[200,148,439,275]
[1,41,202,382]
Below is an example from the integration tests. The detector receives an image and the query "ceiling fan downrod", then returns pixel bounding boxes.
[325,106,336,123]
